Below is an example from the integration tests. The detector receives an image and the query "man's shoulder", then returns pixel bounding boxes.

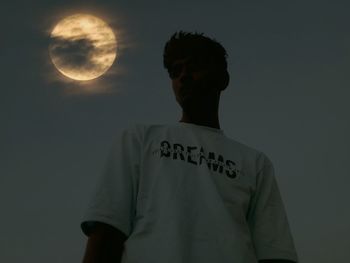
[219,134,263,157]
[120,123,268,158]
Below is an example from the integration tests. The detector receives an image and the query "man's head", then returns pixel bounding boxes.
[163,31,229,113]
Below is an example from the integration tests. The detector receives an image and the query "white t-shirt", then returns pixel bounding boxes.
[81,122,298,263]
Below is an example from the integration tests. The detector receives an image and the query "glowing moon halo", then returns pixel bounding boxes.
[49,14,117,81]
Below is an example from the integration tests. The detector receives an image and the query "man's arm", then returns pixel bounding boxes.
[82,222,127,263]
[259,260,297,263]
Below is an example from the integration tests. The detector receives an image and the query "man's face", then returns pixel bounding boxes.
[169,56,222,110]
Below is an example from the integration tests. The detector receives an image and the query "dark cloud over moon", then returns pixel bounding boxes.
[50,36,98,72]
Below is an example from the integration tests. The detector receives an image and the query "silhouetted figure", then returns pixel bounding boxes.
[81,31,299,263]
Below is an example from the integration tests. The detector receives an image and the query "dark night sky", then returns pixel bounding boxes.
[1,0,349,262]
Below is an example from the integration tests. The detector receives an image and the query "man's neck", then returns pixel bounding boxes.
[179,112,221,130]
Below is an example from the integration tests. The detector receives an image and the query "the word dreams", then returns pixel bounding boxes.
[152,140,241,179]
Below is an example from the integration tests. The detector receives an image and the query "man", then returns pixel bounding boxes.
[81,31,299,263]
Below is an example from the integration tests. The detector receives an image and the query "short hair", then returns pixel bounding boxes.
[163,31,228,75]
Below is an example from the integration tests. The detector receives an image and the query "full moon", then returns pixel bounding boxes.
[49,14,117,81]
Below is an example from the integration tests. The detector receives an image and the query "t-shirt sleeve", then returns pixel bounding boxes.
[247,153,299,262]
[80,125,142,238]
